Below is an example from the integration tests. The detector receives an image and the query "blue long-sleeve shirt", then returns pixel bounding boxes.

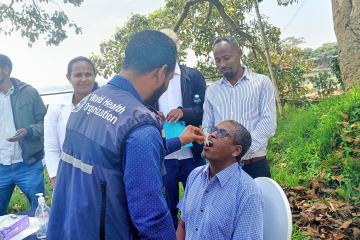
[108,75,181,239]
[124,120,181,240]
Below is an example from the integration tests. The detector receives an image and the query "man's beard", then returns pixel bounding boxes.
[0,77,5,84]
[221,69,235,81]
[144,83,168,106]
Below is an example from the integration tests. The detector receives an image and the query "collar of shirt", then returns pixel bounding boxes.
[220,67,251,87]
[202,162,241,187]
[61,93,75,108]
[174,63,181,76]
[108,75,142,102]
[0,86,14,97]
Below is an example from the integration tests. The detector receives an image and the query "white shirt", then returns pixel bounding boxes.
[44,93,74,178]
[158,63,193,160]
[0,86,23,165]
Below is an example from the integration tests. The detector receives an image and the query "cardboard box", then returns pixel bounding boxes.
[0,215,30,240]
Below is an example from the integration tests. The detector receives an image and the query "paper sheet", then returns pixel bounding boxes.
[163,121,192,148]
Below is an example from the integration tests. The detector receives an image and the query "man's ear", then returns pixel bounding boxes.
[149,64,168,84]
[232,145,243,159]
[157,64,169,83]
[66,74,71,82]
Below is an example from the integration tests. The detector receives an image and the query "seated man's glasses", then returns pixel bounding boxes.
[204,126,231,138]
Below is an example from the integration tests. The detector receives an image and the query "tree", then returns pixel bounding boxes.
[254,0,283,116]
[282,36,305,47]
[92,0,313,103]
[245,42,314,99]
[332,0,360,89]
[0,0,83,46]
[300,42,338,69]
[277,0,358,89]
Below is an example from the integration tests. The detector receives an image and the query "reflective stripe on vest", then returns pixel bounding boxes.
[61,152,93,174]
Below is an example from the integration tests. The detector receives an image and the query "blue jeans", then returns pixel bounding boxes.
[164,158,205,228]
[0,160,44,216]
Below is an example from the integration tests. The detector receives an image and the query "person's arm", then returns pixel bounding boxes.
[27,87,47,138]
[176,220,186,240]
[44,105,61,186]
[201,88,215,130]
[246,78,277,157]
[232,194,264,240]
[180,68,207,126]
[7,88,47,142]
[124,125,176,240]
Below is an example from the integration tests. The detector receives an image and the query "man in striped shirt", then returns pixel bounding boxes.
[202,36,277,178]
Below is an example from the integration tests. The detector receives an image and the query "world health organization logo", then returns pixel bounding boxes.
[72,94,91,113]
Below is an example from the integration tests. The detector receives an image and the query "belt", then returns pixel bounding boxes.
[240,156,266,166]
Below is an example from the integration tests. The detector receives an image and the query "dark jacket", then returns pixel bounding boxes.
[152,65,207,162]
[10,78,47,164]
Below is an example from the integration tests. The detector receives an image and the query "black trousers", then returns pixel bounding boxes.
[242,157,271,179]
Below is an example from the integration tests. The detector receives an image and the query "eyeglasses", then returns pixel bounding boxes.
[203,126,231,138]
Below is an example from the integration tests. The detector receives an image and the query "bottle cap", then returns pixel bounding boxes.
[36,193,45,205]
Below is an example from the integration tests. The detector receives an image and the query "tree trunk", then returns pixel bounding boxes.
[332,0,360,90]
[254,0,284,117]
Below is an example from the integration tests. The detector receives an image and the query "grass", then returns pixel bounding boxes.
[268,85,360,200]
[7,169,53,214]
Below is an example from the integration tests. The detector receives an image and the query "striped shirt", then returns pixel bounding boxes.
[178,162,264,240]
[202,67,276,160]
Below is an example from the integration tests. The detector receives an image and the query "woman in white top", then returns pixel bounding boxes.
[44,56,98,188]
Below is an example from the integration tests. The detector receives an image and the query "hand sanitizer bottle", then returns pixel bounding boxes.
[35,193,50,239]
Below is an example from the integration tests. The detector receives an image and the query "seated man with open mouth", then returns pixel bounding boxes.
[177,120,264,240]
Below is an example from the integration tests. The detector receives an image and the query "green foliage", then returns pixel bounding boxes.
[281,36,305,47]
[291,225,310,240]
[276,0,300,6]
[245,44,314,98]
[326,102,360,198]
[269,85,360,200]
[91,0,282,79]
[312,42,338,61]
[309,71,339,97]
[330,56,343,89]
[302,42,338,68]
[0,0,83,46]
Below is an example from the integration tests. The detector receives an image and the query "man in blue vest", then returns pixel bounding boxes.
[47,30,204,240]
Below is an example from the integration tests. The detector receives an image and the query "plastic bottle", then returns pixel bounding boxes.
[193,94,201,105]
[34,193,50,239]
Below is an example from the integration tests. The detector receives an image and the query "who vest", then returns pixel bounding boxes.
[47,84,163,240]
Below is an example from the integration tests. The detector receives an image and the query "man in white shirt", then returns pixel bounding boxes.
[151,29,207,227]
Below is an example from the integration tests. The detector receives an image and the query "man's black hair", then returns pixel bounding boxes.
[123,30,177,76]
[0,54,13,74]
[67,56,97,76]
[226,120,252,160]
[212,36,239,49]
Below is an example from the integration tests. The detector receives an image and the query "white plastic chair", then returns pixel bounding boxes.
[255,177,292,240]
